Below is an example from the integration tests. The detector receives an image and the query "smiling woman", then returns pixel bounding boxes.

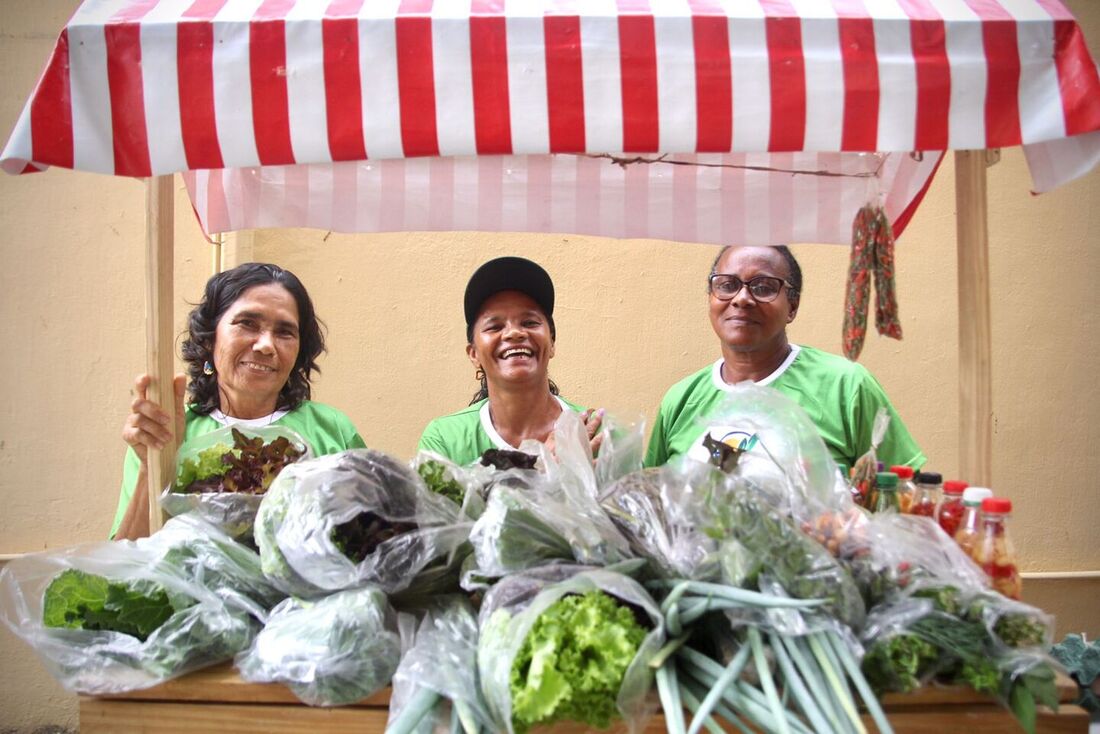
[417,257,604,466]
[111,263,366,540]
[645,246,925,471]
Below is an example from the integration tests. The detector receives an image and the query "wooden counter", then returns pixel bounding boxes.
[81,663,1089,733]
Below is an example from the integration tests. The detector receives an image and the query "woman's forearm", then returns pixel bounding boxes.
[114,468,150,540]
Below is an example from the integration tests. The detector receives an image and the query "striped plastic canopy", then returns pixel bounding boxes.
[4,0,1100,242]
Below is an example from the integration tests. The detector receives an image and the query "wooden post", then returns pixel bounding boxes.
[145,175,175,532]
[954,151,993,486]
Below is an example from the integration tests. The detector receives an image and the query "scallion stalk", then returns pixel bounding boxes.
[825,630,895,734]
[749,627,791,734]
[686,643,751,734]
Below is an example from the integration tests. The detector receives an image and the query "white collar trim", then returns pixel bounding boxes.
[209,408,289,428]
[479,396,570,451]
[710,344,801,392]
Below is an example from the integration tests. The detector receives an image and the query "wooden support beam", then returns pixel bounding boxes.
[954,151,993,486]
[145,175,175,533]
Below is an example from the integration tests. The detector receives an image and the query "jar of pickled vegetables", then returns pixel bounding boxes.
[973,497,1022,599]
[936,480,968,537]
[908,471,942,517]
[890,465,916,513]
[870,471,900,513]
[955,487,993,556]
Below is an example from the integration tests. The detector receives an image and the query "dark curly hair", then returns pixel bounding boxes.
[181,263,326,415]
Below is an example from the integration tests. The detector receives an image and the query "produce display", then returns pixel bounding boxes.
[160,425,310,540]
[0,515,279,693]
[1,384,1065,733]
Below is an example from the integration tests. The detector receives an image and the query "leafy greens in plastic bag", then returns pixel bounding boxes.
[235,585,399,706]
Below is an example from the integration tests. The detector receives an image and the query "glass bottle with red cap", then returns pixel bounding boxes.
[908,471,942,517]
[972,497,1022,600]
[890,465,916,513]
[936,480,969,537]
[955,487,993,556]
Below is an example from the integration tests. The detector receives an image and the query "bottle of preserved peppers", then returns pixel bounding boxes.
[890,465,916,513]
[870,471,900,513]
[955,487,993,556]
[973,497,1023,600]
[936,480,969,537]
[908,471,942,517]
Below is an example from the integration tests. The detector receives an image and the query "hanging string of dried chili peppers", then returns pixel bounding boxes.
[842,205,903,360]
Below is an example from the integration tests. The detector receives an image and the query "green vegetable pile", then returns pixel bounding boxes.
[418,459,466,506]
[508,591,647,733]
[861,586,1058,733]
[173,428,302,495]
[43,569,176,642]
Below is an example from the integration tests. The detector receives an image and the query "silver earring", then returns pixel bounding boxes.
[203,361,215,376]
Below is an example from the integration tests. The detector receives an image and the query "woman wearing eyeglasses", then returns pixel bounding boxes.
[644,245,924,470]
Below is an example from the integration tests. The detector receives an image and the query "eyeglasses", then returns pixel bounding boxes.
[708,274,793,303]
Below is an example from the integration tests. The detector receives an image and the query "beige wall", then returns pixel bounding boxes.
[2,1,1098,730]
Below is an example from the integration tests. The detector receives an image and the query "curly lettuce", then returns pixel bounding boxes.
[509,591,646,733]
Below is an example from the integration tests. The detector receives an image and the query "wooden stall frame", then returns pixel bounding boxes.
[144,175,175,533]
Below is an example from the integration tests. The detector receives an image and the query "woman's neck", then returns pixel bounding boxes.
[218,389,279,420]
[486,383,562,448]
[719,337,793,385]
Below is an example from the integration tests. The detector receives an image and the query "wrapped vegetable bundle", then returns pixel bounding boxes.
[411,450,490,520]
[464,411,635,587]
[160,425,310,540]
[387,596,490,734]
[600,463,719,582]
[477,566,665,734]
[235,585,400,706]
[255,449,471,598]
[0,516,276,693]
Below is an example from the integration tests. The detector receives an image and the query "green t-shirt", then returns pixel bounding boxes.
[110,400,365,538]
[644,345,925,470]
[418,395,585,466]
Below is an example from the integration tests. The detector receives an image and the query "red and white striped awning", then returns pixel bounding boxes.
[4,0,1099,242]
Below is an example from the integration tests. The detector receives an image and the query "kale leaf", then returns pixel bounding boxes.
[43,569,177,642]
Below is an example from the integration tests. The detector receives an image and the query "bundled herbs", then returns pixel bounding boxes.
[235,586,400,706]
[0,516,269,693]
[477,568,664,734]
[256,449,469,597]
[861,586,1058,732]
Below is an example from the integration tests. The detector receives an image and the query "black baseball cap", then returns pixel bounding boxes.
[464,257,555,339]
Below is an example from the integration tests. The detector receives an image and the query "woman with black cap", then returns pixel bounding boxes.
[417,256,603,465]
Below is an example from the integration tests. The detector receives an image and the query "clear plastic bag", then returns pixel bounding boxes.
[851,408,890,507]
[235,585,399,706]
[387,596,491,733]
[255,449,471,598]
[462,411,634,588]
[0,516,271,693]
[688,383,857,522]
[410,449,489,520]
[477,567,665,734]
[599,462,719,582]
[160,425,311,540]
